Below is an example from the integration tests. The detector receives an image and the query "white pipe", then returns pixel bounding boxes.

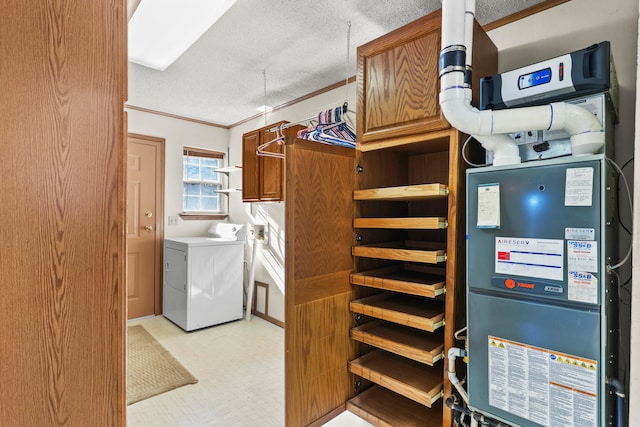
[464,0,475,68]
[439,0,605,166]
[245,234,259,321]
[441,0,465,49]
[447,347,469,404]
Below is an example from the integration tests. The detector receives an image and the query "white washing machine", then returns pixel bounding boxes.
[163,224,246,331]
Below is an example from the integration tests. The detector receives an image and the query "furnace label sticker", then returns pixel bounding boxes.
[565,167,594,206]
[567,240,598,272]
[495,237,563,281]
[488,336,597,427]
[568,272,598,304]
[565,227,595,241]
[477,183,500,228]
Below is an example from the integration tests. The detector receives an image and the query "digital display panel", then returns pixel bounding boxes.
[518,67,552,90]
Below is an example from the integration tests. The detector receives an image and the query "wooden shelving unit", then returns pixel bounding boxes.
[352,241,447,264]
[353,183,448,201]
[283,9,497,427]
[347,386,443,427]
[354,217,447,229]
[351,320,444,365]
[350,265,446,298]
[350,293,445,332]
[343,9,498,427]
[349,350,443,407]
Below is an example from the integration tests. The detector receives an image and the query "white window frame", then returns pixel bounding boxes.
[180,146,228,220]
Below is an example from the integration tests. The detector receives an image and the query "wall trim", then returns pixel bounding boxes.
[229,76,357,128]
[482,0,570,32]
[125,104,230,129]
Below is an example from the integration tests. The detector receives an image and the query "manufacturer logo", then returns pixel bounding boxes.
[497,238,530,246]
[517,282,535,289]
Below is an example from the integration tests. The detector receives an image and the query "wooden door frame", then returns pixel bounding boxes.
[128,133,166,314]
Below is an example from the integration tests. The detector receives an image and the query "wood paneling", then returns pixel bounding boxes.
[0,0,126,425]
[284,140,356,427]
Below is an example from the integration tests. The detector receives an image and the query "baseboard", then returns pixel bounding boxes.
[251,309,284,328]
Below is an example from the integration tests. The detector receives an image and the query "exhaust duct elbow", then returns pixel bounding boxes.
[439,0,605,166]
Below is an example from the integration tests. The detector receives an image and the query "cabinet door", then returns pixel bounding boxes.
[242,130,261,201]
[259,128,284,201]
[357,11,446,144]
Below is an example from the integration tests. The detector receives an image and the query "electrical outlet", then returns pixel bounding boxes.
[168,216,179,226]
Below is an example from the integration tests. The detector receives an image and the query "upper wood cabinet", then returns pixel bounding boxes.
[356,9,497,145]
[242,122,302,202]
[242,129,262,201]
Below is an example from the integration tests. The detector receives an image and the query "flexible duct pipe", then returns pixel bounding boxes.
[439,0,605,166]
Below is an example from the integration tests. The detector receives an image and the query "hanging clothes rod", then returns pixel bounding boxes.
[268,102,352,133]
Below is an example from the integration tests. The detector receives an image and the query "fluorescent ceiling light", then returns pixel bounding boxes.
[129,0,237,71]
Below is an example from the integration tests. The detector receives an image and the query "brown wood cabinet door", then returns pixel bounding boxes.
[356,10,497,147]
[0,0,126,424]
[259,129,285,201]
[284,140,356,427]
[357,11,447,144]
[242,130,261,201]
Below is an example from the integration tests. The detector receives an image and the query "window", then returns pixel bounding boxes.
[181,147,227,220]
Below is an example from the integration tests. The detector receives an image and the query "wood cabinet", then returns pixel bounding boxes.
[357,9,497,146]
[347,10,496,426]
[242,122,304,202]
[283,9,496,427]
[348,129,468,426]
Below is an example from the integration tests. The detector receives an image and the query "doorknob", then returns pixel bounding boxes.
[145,211,153,218]
[144,225,153,232]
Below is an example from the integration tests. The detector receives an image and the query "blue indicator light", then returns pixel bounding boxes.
[518,67,552,90]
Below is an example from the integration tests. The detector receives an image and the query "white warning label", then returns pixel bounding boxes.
[488,336,598,427]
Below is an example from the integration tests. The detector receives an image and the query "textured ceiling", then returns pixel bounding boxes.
[127,0,553,127]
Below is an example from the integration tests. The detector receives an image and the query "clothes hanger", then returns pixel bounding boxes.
[256,125,285,158]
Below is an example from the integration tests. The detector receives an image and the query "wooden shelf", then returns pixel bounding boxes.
[351,320,444,365]
[353,184,448,201]
[350,292,444,332]
[354,217,447,230]
[347,385,443,427]
[349,350,443,407]
[352,241,446,264]
[350,266,445,298]
[215,165,242,173]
